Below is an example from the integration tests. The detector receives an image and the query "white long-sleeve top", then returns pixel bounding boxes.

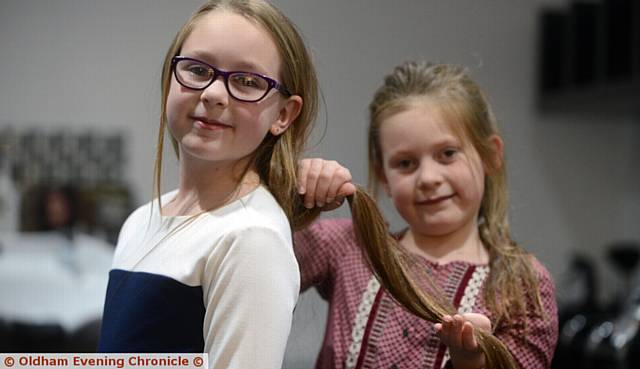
[98,185,299,369]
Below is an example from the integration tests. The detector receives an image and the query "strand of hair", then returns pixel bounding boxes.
[347,186,518,369]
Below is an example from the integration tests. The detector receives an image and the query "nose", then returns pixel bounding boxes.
[416,159,443,190]
[200,76,229,106]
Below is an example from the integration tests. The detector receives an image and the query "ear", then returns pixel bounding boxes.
[381,180,391,198]
[376,165,392,198]
[270,95,303,136]
[485,134,504,173]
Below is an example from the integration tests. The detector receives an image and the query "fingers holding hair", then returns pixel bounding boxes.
[297,158,355,210]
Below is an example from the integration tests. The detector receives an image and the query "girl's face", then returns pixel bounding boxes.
[378,103,486,239]
[166,10,299,168]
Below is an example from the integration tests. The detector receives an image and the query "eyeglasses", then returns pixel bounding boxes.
[171,56,291,103]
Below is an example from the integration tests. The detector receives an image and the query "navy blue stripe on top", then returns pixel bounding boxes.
[98,269,205,353]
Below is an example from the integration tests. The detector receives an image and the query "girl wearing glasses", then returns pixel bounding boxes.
[98,1,319,368]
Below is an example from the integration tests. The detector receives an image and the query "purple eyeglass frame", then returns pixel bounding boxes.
[171,56,291,102]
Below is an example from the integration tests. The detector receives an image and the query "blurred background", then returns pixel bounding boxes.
[0,0,639,368]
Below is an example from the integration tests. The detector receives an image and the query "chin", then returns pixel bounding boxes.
[414,221,458,237]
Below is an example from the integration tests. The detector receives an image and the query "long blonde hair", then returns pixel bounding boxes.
[348,187,519,369]
[154,0,319,229]
[343,63,533,369]
[367,61,542,323]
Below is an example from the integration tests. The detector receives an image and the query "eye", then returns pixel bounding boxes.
[440,148,459,162]
[391,158,416,171]
[186,65,211,78]
[230,74,265,89]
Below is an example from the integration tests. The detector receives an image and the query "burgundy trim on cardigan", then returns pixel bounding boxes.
[354,287,385,369]
[433,266,477,369]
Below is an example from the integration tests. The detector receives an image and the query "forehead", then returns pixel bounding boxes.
[379,101,461,144]
[181,10,282,76]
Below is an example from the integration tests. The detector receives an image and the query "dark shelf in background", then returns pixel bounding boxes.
[537,0,640,115]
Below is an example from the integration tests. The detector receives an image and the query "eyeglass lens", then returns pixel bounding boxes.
[175,59,270,101]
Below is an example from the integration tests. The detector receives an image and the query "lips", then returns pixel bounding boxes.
[417,194,454,206]
[192,116,232,131]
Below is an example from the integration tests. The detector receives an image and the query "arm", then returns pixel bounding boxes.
[294,218,356,295]
[202,226,299,369]
[294,158,358,294]
[492,259,559,369]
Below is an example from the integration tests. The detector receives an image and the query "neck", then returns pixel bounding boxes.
[162,155,260,216]
[401,219,488,265]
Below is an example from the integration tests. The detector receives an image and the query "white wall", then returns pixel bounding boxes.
[2,0,639,367]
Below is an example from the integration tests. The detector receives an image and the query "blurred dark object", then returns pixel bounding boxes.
[608,241,640,283]
[0,320,66,352]
[0,318,101,352]
[8,129,127,189]
[605,0,634,80]
[553,241,640,369]
[1,127,134,244]
[585,290,640,369]
[20,184,132,244]
[537,0,640,114]
[67,319,102,352]
[553,253,605,369]
[584,241,640,369]
[31,185,79,240]
[571,1,604,86]
[603,241,640,313]
[539,10,570,93]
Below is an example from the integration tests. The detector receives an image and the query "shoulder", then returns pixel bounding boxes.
[507,253,558,331]
[116,199,157,240]
[202,209,299,287]
[225,225,291,251]
[122,200,153,225]
[305,217,356,236]
[206,224,298,280]
[526,255,558,315]
[527,254,555,288]
[294,217,358,250]
[203,219,299,294]
[205,186,295,257]
[219,186,292,242]
[120,190,177,230]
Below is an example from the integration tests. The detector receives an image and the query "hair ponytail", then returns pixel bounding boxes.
[347,186,518,369]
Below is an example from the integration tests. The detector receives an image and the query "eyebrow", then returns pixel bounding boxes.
[386,149,414,160]
[185,50,271,75]
[384,136,461,159]
[435,136,461,147]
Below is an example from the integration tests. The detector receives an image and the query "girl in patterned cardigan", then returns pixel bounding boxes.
[294,61,558,369]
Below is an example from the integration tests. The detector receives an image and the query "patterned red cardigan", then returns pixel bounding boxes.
[293,218,558,369]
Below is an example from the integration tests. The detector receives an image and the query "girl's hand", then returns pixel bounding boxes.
[434,313,491,369]
[297,158,356,211]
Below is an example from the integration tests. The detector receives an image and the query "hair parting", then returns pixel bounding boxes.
[347,186,518,369]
